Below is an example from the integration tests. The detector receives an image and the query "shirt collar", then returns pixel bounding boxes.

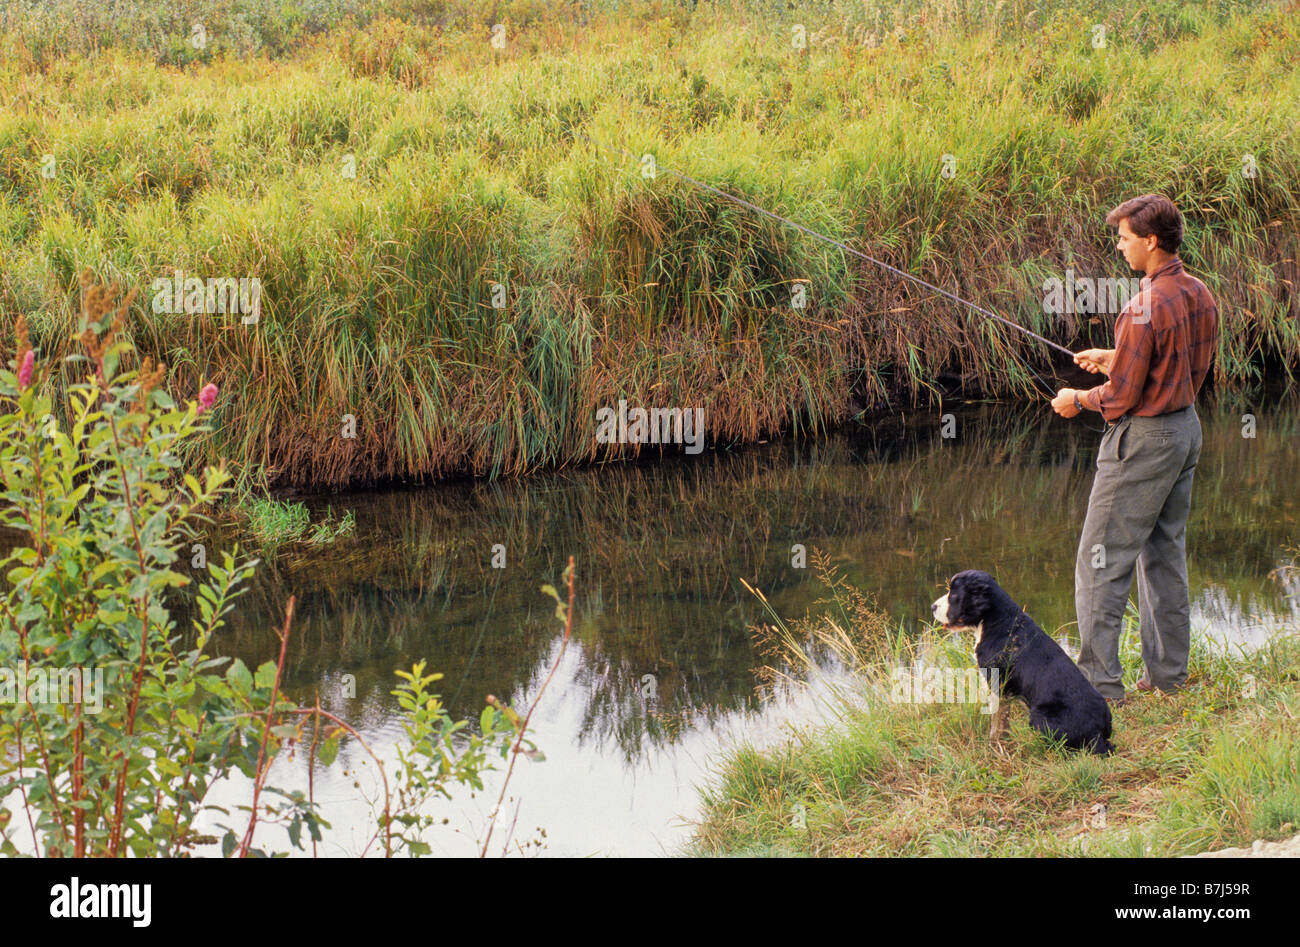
[1140,255,1183,288]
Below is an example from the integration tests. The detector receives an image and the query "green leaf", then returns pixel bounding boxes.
[254,661,279,690]
[496,701,522,729]
[226,658,253,695]
[306,814,326,842]
[317,734,340,768]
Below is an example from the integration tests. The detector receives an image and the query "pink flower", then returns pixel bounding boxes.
[198,383,218,413]
[17,350,34,389]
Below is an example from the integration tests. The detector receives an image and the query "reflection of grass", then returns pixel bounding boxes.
[171,394,1300,627]
[177,394,1300,767]
[240,498,355,547]
[309,510,356,544]
[693,558,1300,857]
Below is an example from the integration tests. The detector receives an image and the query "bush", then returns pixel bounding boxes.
[0,274,532,856]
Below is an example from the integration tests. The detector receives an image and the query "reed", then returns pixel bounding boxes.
[1,0,1296,488]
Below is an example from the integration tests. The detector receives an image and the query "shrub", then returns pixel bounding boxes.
[0,274,531,856]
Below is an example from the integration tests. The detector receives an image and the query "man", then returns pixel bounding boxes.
[1049,194,1219,703]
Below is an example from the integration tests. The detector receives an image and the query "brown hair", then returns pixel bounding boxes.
[1105,194,1183,253]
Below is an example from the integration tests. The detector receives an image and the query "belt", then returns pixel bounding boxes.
[1108,404,1194,426]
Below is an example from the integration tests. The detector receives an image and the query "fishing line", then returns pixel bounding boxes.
[572,129,1102,428]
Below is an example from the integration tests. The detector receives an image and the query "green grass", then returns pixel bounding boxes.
[239,496,356,546]
[693,553,1300,856]
[1,0,1297,489]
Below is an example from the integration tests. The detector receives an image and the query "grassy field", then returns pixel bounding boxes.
[1,0,1297,488]
[691,555,1300,856]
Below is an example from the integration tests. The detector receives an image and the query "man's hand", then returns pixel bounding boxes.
[1074,348,1114,375]
[1052,388,1082,418]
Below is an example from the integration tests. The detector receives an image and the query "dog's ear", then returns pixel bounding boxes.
[964,575,993,618]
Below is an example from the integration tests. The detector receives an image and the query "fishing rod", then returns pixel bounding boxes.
[571,129,1086,403]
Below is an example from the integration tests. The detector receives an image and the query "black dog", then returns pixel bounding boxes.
[931,570,1113,756]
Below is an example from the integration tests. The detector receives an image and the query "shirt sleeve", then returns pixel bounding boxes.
[1079,306,1154,418]
[1190,291,1219,394]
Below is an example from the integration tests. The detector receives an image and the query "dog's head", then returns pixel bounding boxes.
[931,570,1000,629]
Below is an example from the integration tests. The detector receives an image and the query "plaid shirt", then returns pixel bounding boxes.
[1078,256,1218,422]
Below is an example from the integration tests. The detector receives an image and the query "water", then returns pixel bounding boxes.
[202,396,1300,855]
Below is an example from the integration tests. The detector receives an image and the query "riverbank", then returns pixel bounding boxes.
[2,0,1297,489]
[691,559,1300,856]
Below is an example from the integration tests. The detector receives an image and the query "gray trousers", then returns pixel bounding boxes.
[1075,405,1202,699]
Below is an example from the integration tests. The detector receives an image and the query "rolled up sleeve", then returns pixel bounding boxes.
[1079,308,1154,421]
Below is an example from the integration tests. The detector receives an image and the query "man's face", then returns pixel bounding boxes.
[1116,218,1155,272]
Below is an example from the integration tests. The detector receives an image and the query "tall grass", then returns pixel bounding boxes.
[1,0,1296,487]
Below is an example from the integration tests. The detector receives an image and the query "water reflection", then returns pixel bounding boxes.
[196,396,1298,854]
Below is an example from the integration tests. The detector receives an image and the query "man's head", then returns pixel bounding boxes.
[1106,194,1183,274]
